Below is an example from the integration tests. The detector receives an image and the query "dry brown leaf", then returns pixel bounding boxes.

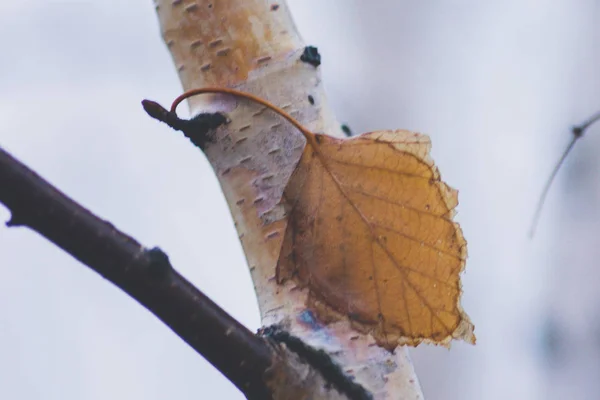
[165,87,474,351]
[277,130,475,349]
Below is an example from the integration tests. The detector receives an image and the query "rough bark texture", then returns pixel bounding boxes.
[154,1,424,398]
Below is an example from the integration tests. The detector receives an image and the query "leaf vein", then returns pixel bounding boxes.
[327,158,432,181]
[343,185,452,219]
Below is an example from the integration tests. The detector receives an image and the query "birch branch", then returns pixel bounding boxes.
[153,1,424,398]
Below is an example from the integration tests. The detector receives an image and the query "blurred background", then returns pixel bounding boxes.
[1,1,599,399]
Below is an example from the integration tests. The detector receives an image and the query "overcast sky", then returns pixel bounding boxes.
[1,1,599,399]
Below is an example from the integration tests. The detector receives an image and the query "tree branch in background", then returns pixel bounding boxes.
[530,110,600,237]
[0,145,275,398]
[0,145,378,399]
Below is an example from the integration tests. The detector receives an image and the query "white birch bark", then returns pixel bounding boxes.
[154,0,423,398]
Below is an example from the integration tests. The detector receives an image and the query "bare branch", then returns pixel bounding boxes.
[530,110,600,237]
[0,145,376,399]
[0,145,273,398]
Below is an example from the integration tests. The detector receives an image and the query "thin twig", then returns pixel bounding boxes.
[530,110,600,237]
[529,136,578,237]
[576,111,600,133]
[0,146,274,399]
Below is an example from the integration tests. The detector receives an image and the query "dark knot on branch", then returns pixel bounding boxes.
[142,99,227,150]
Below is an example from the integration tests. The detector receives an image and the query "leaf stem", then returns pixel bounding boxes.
[170,87,316,140]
